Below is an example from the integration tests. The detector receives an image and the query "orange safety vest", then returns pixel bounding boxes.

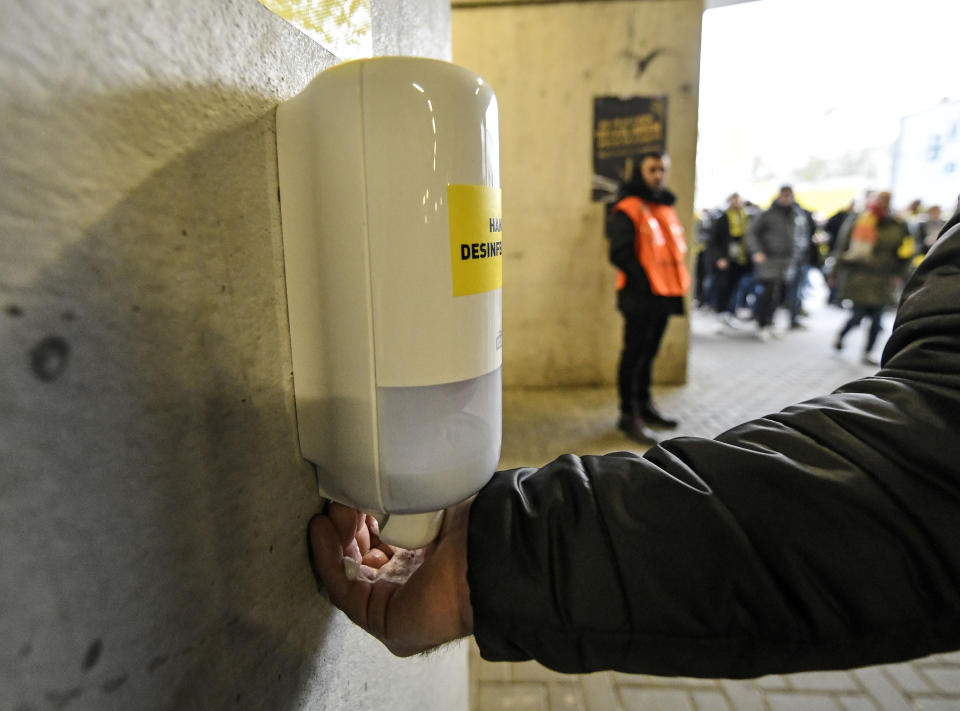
[612,196,690,296]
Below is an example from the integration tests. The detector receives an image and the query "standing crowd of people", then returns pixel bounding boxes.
[601,154,947,446]
[694,186,946,365]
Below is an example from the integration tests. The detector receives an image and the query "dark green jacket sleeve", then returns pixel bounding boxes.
[467,221,960,678]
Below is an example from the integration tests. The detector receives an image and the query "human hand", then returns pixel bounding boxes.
[753,252,767,264]
[716,258,729,269]
[308,500,474,656]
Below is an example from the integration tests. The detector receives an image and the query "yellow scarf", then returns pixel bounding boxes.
[726,208,747,237]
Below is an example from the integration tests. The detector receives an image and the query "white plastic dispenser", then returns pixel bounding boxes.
[276,57,502,549]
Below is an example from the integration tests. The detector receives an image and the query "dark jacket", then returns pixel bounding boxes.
[746,202,807,281]
[606,180,684,316]
[468,217,960,678]
[824,208,853,252]
[833,213,913,307]
[709,208,751,267]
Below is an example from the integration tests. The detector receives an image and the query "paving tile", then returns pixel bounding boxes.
[881,662,932,694]
[929,651,960,666]
[836,696,881,711]
[675,678,722,689]
[477,659,513,682]
[766,693,843,711]
[757,675,791,691]
[719,680,766,711]
[787,671,860,692]
[911,699,960,711]
[511,660,576,683]
[581,672,622,711]
[918,667,960,694]
[612,673,717,688]
[477,682,547,711]
[691,689,732,711]
[547,682,585,711]
[619,688,694,711]
[852,668,912,711]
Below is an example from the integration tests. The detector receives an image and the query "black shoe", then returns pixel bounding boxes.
[617,414,660,445]
[640,402,678,429]
[834,335,843,351]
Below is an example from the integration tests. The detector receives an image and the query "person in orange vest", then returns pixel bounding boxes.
[606,152,690,444]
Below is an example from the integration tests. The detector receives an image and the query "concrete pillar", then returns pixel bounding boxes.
[1,1,467,709]
[453,0,703,387]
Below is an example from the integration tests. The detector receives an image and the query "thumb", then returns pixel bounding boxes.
[309,515,388,635]
[308,514,360,607]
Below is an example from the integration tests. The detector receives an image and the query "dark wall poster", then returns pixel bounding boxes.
[592,95,667,202]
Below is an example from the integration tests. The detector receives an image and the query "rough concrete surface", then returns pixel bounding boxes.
[1,1,465,709]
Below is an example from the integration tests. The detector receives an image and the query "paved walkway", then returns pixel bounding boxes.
[471,291,960,711]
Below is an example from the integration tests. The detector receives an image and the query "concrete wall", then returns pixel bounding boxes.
[0,1,467,710]
[452,0,703,388]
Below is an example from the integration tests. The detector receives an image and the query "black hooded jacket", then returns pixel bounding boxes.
[467,217,960,677]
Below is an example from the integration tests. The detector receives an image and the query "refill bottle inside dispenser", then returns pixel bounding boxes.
[277,57,502,549]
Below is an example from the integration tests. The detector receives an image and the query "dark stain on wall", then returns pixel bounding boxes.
[147,654,169,672]
[81,639,103,671]
[621,47,669,78]
[29,336,71,382]
[5,304,23,317]
[101,674,128,693]
[44,687,82,709]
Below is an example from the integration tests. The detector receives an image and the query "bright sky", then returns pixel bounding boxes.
[696,0,960,212]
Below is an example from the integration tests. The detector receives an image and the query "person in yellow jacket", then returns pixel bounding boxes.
[605,152,690,444]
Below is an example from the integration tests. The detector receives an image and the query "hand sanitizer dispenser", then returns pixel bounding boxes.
[276,57,502,549]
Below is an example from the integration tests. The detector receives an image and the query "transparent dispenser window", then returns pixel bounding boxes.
[376,367,502,512]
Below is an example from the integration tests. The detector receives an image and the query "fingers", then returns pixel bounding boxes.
[366,514,395,568]
[327,503,369,563]
[306,501,473,658]
[308,514,352,601]
[323,503,396,570]
[362,548,390,567]
[355,514,371,557]
[365,513,381,539]
[308,514,378,629]
[309,512,407,651]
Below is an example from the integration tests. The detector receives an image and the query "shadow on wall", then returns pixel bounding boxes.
[3,86,349,710]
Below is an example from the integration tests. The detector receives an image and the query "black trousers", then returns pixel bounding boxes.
[713,261,750,314]
[839,304,885,352]
[617,310,669,416]
[755,277,784,328]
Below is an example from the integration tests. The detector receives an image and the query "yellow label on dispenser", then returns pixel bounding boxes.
[448,184,503,297]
